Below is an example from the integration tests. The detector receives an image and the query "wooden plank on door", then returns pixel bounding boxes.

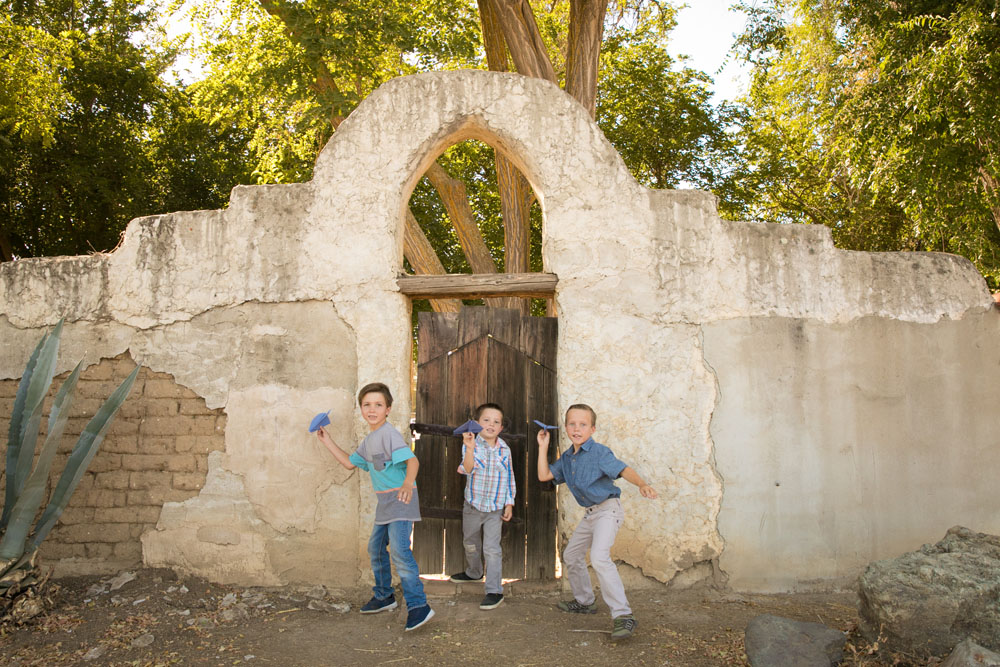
[525,359,558,579]
[487,337,527,579]
[413,353,448,574]
[418,311,459,364]
[519,315,558,370]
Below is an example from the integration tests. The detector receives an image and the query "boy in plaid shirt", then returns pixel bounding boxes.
[449,403,515,610]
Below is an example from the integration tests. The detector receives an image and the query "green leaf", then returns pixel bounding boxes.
[1,320,63,532]
[0,362,82,561]
[28,365,141,551]
[1,331,47,532]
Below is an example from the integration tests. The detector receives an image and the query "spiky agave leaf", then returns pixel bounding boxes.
[27,364,140,551]
[1,321,63,532]
[0,361,83,564]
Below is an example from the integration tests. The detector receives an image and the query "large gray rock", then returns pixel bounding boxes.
[744,614,846,666]
[941,639,1000,667]
[858,526,1000,656]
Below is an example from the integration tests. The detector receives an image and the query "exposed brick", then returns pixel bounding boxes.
[85,543,114,558]
[128,471,171,490]
[140,437,177,455]
[140,416,190,437]
[178,399,214,416]
[107,419,139,437]
[145,401,179,417]
[193,436,224,455]
[172,472,207,491]
[174,435,197,453]
[122,454,197,473]
[95,470,130,489]
[102,435,139,454]
[144,379,196,399]
[0,381,19,398]
[93,507,162,524]
[127,488,195,505]
[192,415,220,436]
[81,361,114,380]
[129,524,147,538]
[87,454,123,474]
[112,541,143,561]
[39,542,87,559]
[57,523,131,543]
[117,402,144,420]
[77,380,122,399]
[81,489,124,508]
[57,507,96,524]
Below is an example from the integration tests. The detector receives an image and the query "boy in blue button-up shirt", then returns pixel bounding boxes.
[537,403,657,641]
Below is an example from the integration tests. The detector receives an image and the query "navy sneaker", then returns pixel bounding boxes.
[479,593,504,610]
[404,605,435,631]
[448,571,483,583]
[360,595,397,614]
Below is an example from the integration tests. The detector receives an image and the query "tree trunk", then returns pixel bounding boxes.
[565,0,608,118]
[0,229,13,262]
[487,0,558,83]
[404,210,462,313]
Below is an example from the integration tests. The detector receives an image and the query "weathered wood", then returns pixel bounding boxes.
[414,306,557,580]
[525,359,558,579]
[417,311,459,365]
[398,273,557,299]
[413,354,448,574]
[403,210,461,313]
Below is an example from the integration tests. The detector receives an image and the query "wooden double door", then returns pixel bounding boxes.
[412,307,558,580]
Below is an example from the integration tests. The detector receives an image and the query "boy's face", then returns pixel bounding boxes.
[476,408,504,441]
[359,392,391,430]
[565,408,596,447]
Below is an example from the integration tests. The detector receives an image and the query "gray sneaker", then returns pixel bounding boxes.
[611,614,637,640]
[557,599,598,614]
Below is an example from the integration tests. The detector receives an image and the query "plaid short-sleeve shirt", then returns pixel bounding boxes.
[458,435,516,512]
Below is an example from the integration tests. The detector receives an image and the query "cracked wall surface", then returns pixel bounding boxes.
[2,70,998,590]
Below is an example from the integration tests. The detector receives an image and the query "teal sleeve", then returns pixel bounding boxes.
[391,446,415,465]
[349,450,369,471]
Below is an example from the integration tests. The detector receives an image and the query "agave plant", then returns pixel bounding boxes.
[0,320,139,623]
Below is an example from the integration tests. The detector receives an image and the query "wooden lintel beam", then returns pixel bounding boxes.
[397,272,557,299]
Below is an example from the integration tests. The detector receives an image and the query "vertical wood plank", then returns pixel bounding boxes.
[525,360,559,579]
[418,311,459,365]
[413,352,448,574]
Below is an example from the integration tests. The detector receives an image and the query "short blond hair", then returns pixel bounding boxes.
[565,403,597,426]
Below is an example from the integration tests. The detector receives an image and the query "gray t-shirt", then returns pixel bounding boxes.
[349,422,422,524]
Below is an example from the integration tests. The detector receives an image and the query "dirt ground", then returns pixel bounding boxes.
[0,568,927,666]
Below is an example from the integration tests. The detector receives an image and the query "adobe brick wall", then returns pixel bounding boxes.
[0,353,225,575]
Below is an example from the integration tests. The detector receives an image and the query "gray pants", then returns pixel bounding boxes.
[462,501,503,594]
[563,497,631,618]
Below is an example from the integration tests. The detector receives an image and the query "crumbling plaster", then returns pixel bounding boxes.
[2,70,997,590]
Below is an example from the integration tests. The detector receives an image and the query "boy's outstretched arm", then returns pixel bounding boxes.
[316,427,356,470]
[536,430,554,482]
[621,466,657,499]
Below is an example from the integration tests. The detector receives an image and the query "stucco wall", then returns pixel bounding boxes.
[1,70,998,591]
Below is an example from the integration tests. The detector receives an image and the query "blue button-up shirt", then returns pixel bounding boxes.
[548,437,627,508]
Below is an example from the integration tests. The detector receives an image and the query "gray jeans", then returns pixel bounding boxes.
[563,497,631,618]
[462,501,504,594]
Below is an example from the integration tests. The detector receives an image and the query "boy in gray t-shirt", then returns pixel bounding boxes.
[315,382,434,632]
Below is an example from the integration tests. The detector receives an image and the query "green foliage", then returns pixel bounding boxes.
[0,0,254,260]
[723,0,1000,288]
[597,22,735,190]
[0,321,139,582]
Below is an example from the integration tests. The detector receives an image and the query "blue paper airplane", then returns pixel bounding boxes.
[309,411,331,433]
[533,419,558,431]
[453,420,484,435]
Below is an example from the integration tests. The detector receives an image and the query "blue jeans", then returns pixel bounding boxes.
[368,520,427,610]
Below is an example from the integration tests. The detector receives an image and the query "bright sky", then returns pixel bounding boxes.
[668,0,750,102]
